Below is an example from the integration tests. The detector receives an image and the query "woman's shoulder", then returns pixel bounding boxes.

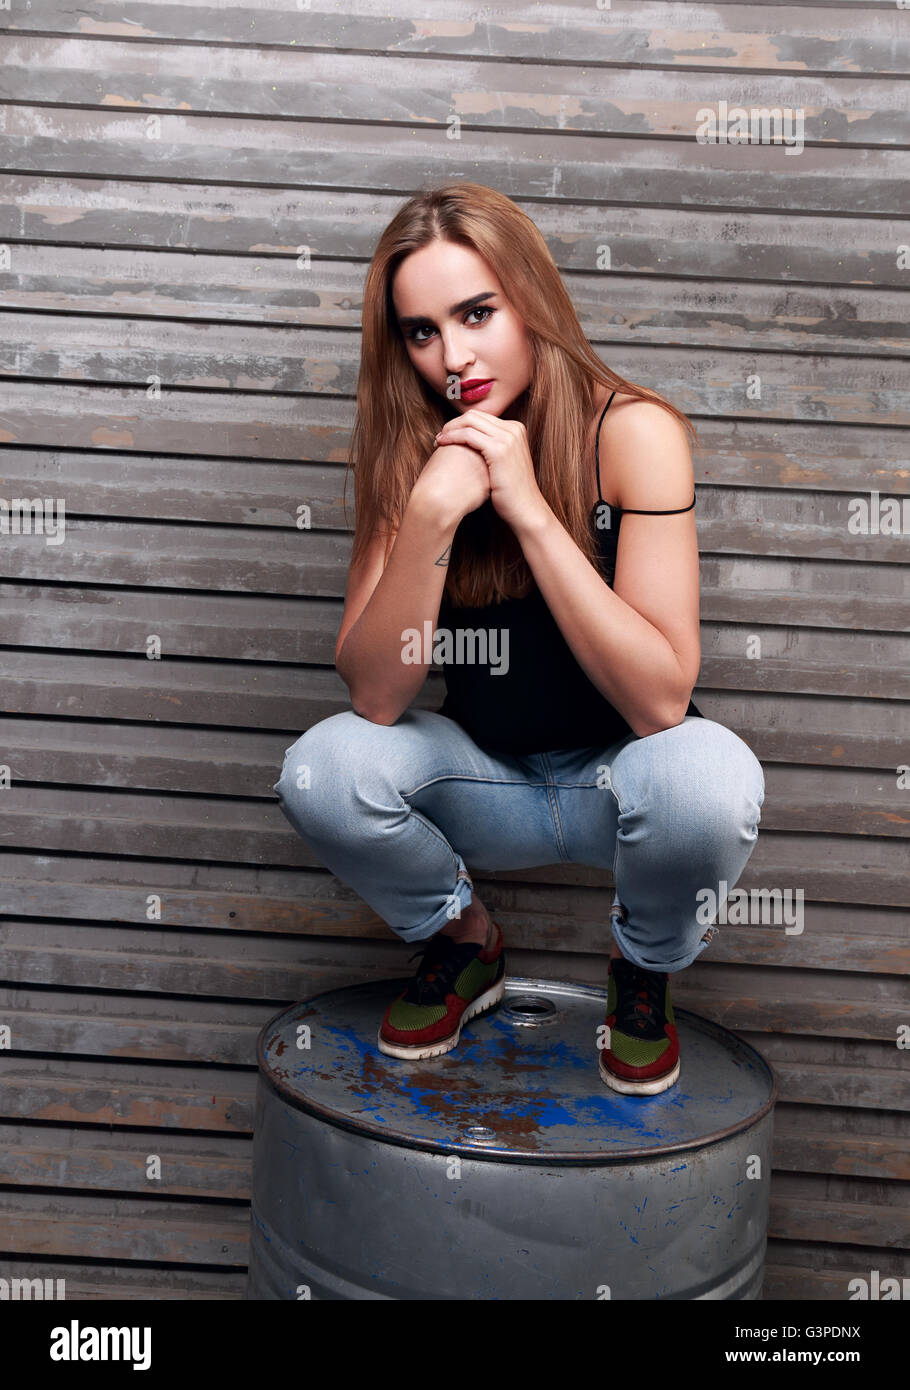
[590,387,694,514]
[592,386,686,443]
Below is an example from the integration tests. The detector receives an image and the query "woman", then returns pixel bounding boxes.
[273,181,765,1096]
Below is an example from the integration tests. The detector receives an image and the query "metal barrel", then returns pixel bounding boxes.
[246,976,777,1300]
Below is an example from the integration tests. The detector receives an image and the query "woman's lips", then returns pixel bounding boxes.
[460,380,494,401]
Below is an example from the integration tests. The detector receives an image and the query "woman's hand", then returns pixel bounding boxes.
[412,442,492,529]
[433,409,549,534]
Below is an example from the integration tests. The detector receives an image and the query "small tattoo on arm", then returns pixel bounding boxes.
[435,546,451,567]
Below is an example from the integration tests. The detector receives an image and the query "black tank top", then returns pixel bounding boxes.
[435,390,702,754]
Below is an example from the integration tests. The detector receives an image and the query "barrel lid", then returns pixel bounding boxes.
[257,976,777,1163]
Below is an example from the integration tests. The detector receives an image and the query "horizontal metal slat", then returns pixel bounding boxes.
[0,1259,245,1299]
[2,385,909,469]
[4,246,907,355]
[0,1122,250,1200]
[4,180,907,287]
[1,914,907,1001]
[5,105,908,215]
[1,640,906,726]
[1,728,906,836]
[763,1257,904,1302]
[1,1187,902,1271]
[1,848,905,949]
[0,957,907,1062]
[0,1055,257,1132]
[6,2,907,75]
[1,1102,906,1197]
[0,681,907,769]
[4,323,910,423]
[0,575,907,681]
[0,516,907,594]
[0,771,907,899]
[4,38,909,145]
[769,1198,910,1250]
[0,1190,249,1266]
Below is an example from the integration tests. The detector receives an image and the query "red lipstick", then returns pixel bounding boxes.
[459,379,494,402]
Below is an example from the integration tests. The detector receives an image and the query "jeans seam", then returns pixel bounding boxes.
[540,753,571,862]
[609,777,627,897]
[400,771,547,798]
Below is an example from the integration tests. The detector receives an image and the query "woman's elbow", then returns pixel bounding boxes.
[629,694,692,739]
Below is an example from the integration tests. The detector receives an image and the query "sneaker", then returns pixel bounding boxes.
[598,955,680,1095]
[377,920,506,1059]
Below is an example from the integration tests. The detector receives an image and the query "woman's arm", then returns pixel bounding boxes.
[335,488,460,725]
[514,402,701,738]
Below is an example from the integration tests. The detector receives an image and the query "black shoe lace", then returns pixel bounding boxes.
[403,936,475,1006]
[612,959,666,1037]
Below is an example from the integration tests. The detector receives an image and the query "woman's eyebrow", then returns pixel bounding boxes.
[398,291,497,329]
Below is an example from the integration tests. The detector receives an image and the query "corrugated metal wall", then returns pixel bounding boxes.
[0,0,907,1299]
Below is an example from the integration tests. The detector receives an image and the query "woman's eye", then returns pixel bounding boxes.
[407,306,494,344]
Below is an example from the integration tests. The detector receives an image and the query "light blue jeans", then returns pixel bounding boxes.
[273,709,765,973]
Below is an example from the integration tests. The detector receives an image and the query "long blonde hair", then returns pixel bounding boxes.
[344,180,698,608]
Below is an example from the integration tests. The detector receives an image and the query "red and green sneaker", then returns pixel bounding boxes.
[378,921,506,1059]
[598,955,680,1095]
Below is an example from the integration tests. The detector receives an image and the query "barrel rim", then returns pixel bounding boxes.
[254,975,779,1164]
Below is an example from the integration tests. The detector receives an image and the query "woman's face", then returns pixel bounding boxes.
[391,240,533,418]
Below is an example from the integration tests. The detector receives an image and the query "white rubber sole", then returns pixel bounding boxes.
[377,973,506,1060]
[598,1052,681,1095]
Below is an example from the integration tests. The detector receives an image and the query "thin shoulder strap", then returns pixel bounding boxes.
[594,389,696,515]
[621,496,695,515]
[594,390,616,505]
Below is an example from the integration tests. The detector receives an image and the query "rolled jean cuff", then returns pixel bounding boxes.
[393,859,475,945]
[609,911,716,975]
